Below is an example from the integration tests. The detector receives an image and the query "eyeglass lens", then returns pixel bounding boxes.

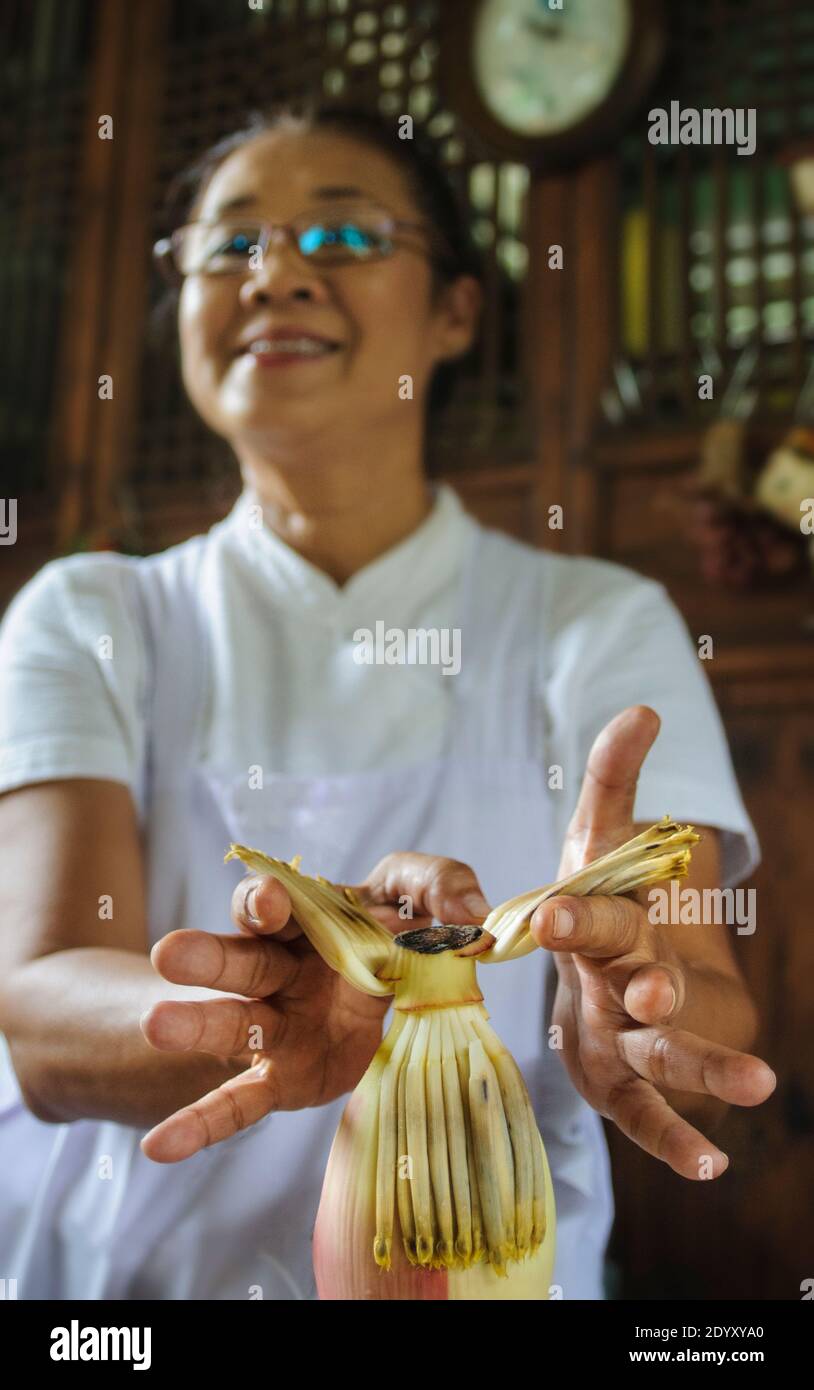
[176,208,401,274]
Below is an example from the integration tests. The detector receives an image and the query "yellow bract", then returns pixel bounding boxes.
[479,816,700,963]
[224,844,394,996]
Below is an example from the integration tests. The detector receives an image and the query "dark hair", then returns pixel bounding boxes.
[149,97,484,419]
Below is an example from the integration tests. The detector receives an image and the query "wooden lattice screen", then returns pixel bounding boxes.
[0,0,95,502]
[613,0,814,426]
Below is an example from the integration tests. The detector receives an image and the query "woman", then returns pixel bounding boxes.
[0,101,775,1301]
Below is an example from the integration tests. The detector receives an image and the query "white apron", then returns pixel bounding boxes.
[0,524,614,1300]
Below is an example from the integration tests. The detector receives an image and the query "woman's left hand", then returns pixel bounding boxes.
[530,705,777,1180]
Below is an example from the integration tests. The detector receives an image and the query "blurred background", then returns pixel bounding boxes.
[1,0,812,1299]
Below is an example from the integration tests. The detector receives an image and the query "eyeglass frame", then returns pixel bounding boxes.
[152,206,458,286]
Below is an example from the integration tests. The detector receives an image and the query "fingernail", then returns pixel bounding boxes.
[244,883,262,926]
[552,907,574,938]
[667,985,677,1015]
[463,892,491,920]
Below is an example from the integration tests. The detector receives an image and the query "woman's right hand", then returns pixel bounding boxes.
[139,853,492,1163]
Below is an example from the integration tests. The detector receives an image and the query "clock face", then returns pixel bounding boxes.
[472,0,633,137]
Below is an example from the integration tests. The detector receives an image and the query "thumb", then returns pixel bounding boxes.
[569,705,661,843]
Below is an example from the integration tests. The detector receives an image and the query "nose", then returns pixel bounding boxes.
[237,235,328,307]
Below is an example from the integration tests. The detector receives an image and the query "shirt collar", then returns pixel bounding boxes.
[217,481,477,622]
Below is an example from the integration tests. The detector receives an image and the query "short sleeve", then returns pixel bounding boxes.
[543,557,760,888]
[0,555,148,797]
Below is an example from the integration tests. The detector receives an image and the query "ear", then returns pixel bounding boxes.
[431,275,483,366]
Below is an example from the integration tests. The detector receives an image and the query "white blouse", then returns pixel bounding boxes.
[0,481,758,883]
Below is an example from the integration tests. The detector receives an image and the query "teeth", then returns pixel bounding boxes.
[247,337,334,356]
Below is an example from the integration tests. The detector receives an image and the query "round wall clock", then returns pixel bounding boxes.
[440,0,666,169]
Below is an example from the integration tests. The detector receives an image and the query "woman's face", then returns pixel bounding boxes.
[177,129,481,448]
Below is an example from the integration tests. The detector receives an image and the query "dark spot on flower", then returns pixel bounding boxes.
[393,925,484,955]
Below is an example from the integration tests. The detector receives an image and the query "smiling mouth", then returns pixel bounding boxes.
[237,337,342,360]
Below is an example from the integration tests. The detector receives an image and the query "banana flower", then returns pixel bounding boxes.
[226,816,698,1300]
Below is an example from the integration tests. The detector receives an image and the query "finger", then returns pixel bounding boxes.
[606,1076,730,1180]
[324,880,427,936]
[617,1025,778,1107]
[140,996,287,1058]
[569,705,661,845]
[358,902,434,934]
[151,929,300,998]
[624,963,686,1023]
[355,853,492,928]
[530,893,644,958]
[140,1059,280,1163]
[231,874,301,941]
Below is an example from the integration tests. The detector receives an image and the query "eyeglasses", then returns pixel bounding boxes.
[153,204,454,283]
